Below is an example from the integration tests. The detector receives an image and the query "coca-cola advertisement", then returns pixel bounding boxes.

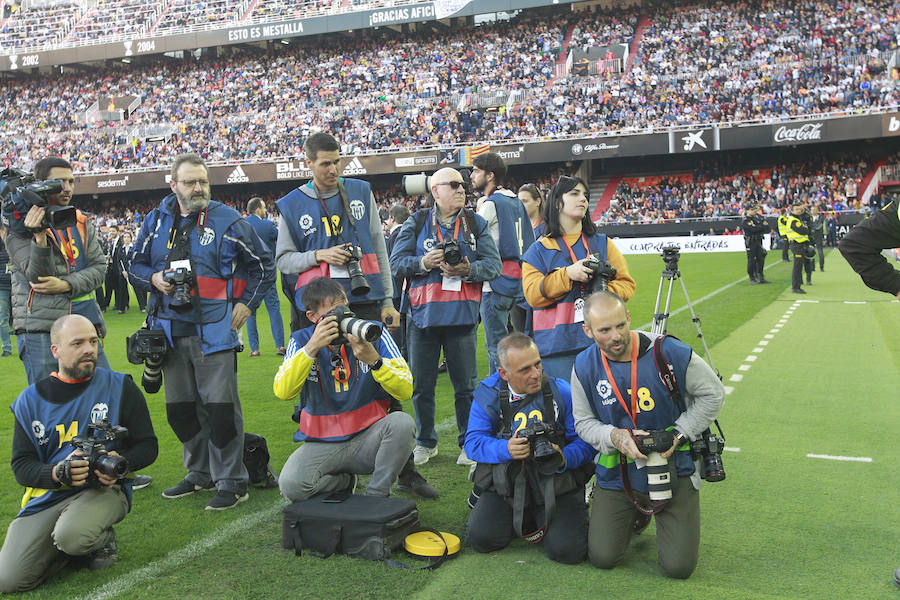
[772,122,824,144]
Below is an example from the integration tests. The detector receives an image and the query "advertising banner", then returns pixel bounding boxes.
[612,234,766,255]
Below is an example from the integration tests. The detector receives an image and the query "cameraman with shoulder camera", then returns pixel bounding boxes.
[0,315,157,593]
[741,202,770,284]
[128,153,274,511]
[275,132,400,332]
[390,167,501,468]
[273,277,417,501]
[785,199,813,294]
[571,291,723,579]
[4,157,111,384]
[471,152,535,374]
[465,333,595,564]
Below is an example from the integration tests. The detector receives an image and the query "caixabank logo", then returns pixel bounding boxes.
[226,166,250,184]
[342,157,367,175]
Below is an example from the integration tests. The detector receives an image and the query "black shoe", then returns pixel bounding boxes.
[88,529,118,570]
[0,350,11,357]
[162,478,215,499]
[806,279,812,285]
[893,566,900,588]
[759,279,772,284]
[749,279,760,285]
[791,288,806,294]
[132,474,153,490]
[397,472,440,499]
[437,358,448,373]
[205,490,249,511]
[633,512,652,535]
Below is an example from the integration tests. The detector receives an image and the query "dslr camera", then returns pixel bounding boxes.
[343,244,370,297]
[126,328,168,394]
[163,261,194,314]
[583,254,617,292]
[516,420,558,461]
[0,167,76,234]
[633,429,675,502]
[66,419,129,487]
[690,429,726,482]
[436,239,463,266]
[326,304,382,346]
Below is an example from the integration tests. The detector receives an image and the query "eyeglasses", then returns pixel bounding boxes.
[176,179,210,188]
[436,181,465,190]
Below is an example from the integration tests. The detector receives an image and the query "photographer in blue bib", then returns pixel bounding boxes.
[571,291,724,579]
[128,153,275,511]
[0,315,157,593]
[465,332,595,564]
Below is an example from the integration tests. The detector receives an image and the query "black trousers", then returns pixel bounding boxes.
[790,241,813,289]
[466,488,588,564]
[813,237,824,269]
[745,242,765,280]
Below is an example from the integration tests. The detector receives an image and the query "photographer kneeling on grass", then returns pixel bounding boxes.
[572,291,724,579]
[464,332,596,564]
[0,315,157,593]
[273,277,418,501]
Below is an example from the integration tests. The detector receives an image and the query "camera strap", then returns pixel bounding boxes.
[561,233,593,297]
[314,180,361,248]
[618,435,668,516]
[599,332,639,427]
[497,376,556,438]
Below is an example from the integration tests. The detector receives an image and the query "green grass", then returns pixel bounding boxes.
[1,248,898,599]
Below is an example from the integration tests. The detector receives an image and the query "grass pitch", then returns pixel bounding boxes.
[0,248,898,599]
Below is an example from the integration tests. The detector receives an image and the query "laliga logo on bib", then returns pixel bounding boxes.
[596,380,615,405]
[199,227,216,246]
[349,199,366,221]
[91,403,110,423]
[423,237,436,252]
[299,214,313,230]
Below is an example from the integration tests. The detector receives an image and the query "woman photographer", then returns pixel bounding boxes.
[521,176,635,380]
[518,183,546,239]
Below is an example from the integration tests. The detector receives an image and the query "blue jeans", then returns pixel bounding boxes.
[407,322,477,448]
[246,286,285,352]
[541,353,579,383]
[480,291,518,375]
[0,290,11,353]
[18,331,111,385]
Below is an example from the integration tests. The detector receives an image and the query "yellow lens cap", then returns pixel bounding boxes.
[404,531,460,557]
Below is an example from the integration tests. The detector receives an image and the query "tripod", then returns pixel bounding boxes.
[650,247,717,375]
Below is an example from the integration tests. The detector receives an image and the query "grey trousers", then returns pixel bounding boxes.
[279,411,416,502]
[588,476,700,579]
[0,486,128,593]
[163,336,248,494]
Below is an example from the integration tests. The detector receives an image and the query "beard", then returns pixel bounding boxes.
[177,190,210,213]
[63,357,96,380]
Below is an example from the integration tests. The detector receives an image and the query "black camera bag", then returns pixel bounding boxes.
[282,494,419,561]
[243,433,278,488]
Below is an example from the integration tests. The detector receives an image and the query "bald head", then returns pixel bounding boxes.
[50,315,100,380]
[430,168,466,219]
[50,314,94,345]
[582,291,633,361]
[584,291,627,327]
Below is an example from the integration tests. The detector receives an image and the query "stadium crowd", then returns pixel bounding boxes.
[0,0,896,175]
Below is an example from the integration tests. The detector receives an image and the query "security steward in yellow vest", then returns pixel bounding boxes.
[785,200,812,294]
[777,212,790,262]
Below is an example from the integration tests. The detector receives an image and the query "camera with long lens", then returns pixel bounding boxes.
[661,244,681,272]
[0,167,76,234]
[126,328,168,394]
[402,169,471,196]
[343,244,370,297]
[67,419,129,487]
[436,239,463,266]
[163,265,194,314]
[583,254,617,292]
[690,429,726,482]
[326,304,382,347]
[633,429,675,502]
[516,420,558,461]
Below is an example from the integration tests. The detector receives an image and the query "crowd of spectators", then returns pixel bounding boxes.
[597,154,874,224]
[65,0,160,43]
[0,0,896,176]
[0,0,81,50]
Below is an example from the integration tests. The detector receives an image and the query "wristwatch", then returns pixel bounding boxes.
[673,431,688,446]
[371,357,384,371]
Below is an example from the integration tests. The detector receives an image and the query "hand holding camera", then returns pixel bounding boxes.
[305,314,340,355]
[566,257,597,283]
[439,256,470,278]
[316,244,352,266]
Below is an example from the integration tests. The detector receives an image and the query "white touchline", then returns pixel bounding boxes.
[77,501,286,600]
[806,454,873,463]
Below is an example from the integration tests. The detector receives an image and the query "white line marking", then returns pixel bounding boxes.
[724,447,741,453]
[723,386,735,395]
[764,334,774,339]
[752,347,764,353]
[745,355,757,362]
[796,300,819,303]
[729,374,743,382]
[807,454,872,463]
[738,364,751,371]
[758,340,769,346]
[77,501,286,600]
[769,329,779,333]
[844,301,866,305]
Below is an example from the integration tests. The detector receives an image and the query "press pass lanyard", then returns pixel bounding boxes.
[562,233,591,265]
[166,207,207,249]
[600,332,640,427]
[50,228,76,269]
[431,208,464,244]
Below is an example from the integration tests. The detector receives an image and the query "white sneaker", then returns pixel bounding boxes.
[413,445,438,465]
[456,448,475,466]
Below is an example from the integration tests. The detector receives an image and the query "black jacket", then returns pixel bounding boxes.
[839,202,900,296]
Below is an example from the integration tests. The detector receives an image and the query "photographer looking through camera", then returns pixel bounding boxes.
[128,153,275,511]
[571,291,724,579]
[0,315,157,593]
[465,333,596,564]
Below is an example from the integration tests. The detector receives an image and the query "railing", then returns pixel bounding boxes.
[882,164,900,182]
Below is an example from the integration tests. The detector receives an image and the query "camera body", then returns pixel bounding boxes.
[661,244,681,272]
[633,429,675,502]
[68,419,129,486]
[583,254,617,292]
[435,239,463,266]
[343,244,371,297]
[690,429,726,482]
[0,167,76,233]
[326,304,382,346]
[516,420,558,461]
[126,328,168,364]
[163,264,194,314]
